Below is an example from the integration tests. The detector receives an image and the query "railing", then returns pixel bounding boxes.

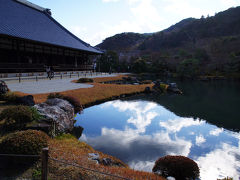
[0,148,131,180]
[0,63,94,72]
[0,71,111,82]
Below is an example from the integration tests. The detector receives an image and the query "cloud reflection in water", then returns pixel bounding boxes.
[78,100,240,179]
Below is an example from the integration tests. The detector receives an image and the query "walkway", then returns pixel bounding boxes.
[6,74,118,94]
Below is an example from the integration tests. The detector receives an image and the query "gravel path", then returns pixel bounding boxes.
[6,74,117,94]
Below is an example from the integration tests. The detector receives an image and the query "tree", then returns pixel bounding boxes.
[177,58,200,78]
[132,58,148,73]
[97,51,119,72]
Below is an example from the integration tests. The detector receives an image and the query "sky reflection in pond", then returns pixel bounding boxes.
[75,100,240,180]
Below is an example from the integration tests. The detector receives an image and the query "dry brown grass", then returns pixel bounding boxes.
[15,75,152,105]
[48,135,165,180]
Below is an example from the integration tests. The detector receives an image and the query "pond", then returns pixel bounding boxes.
[75,80,240,180]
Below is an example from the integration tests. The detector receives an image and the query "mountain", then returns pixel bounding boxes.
[96,32,150,52]
[96,6,240,77]
[97,6,240,52]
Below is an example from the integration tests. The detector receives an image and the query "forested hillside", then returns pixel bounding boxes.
[96,6,240,78]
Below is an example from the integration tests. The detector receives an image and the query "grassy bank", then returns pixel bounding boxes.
[16,75,153,106]
[47,134,165,180]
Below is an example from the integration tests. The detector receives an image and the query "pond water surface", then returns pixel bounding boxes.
[75,81,240,180]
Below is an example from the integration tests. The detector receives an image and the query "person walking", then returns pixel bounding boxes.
[46,66,50,79]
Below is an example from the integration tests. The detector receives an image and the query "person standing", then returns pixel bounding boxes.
[46,66,50,79]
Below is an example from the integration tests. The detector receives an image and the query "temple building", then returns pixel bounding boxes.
[0,0,102,73]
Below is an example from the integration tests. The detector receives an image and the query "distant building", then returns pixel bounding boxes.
[0,0,102,73]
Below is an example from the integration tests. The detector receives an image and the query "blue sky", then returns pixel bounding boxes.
[29,0,240,46]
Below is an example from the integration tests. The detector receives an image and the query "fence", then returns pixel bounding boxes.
[0,71,110,83]
[0,147,131,180]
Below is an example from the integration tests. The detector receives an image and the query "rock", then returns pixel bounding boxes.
[167,177,176,180]
[71,126,84,139]
[101,158,113,166]
[88,153,125,167]
[17,95,35,106]
[144,86,151,93]
[88,153,100,164]
[169,83,177,88]
[34,98,74,134]
[89,153,100,159]
[0,80,9,94]
[167,83,182,94]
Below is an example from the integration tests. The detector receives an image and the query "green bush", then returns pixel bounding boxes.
[152,155,200,179]
[30,107,43,121]
[47,93,82,113]
[76,78,94,83]
[0,105,34,131]
[0,130,49,155]
[55,133,76,140]
[0,92,21,103]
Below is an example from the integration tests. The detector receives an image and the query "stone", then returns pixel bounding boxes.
[0,80,9,94]
[144,86,151,93]
[101,158,113,166]
[34,98,74,134]
[17,95,35,106]
[71,126,84,139]
[88,153,125,167]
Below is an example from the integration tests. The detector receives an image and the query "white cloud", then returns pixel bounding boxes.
[84,128,192,171]
[130,0,164,31]
[160,117,204,133]
[196,143,240,180]
[129,160,155,172]
[103,100,158,133]
[220,0,239,7]
[210,128,224,136]
[195,134,206,146]
[164,0,211,18]
[69,25,87,37]
[87,20,143,45]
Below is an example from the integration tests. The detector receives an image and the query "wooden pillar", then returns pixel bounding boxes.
[75,56,77,68]
[41,147,49,180]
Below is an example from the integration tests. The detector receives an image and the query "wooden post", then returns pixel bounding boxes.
[41,147,49,180]
[19,76,21,83]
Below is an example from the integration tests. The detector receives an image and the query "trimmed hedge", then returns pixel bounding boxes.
[47,93,83,113]
[152,155,200,179]
[0,130,49,155]
[77,78,94,83]
[0,92,21,103]
[0,105,33,131]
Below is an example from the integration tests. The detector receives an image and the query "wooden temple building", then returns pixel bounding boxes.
[0,0,102,73]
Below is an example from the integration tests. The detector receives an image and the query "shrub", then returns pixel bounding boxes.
[77,78,94,83]
[62,95,83,113]
[47,93,64,99]
[141,80,152,84]
[0,92,21,103]
[160,84,169,92]
[47,93,82,113]
[30,107,43,121]
[152,155,200,179]
[0,130,49,155]
[0,105,34,131]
